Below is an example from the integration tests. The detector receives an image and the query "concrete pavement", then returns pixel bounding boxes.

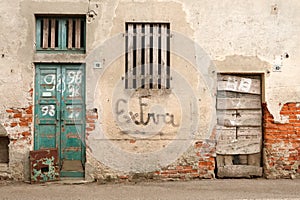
[0,179,299,200]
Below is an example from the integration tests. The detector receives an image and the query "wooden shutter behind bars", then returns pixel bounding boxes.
[36,17,85,51]
[126,23,170,89]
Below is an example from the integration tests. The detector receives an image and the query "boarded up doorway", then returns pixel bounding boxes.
[216,74,263,178]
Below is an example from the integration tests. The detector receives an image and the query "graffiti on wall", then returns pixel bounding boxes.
[115,96,179,127]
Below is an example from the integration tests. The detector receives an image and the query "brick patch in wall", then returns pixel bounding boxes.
[4,89,33,145]
[90,139,216,183]
[152,131,216,181]
[86,108,98,136]
[1,88,33,181]
[263,103,300,179]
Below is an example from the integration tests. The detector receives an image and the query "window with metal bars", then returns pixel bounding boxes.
[125,23,170,89]
[36,16,85,52]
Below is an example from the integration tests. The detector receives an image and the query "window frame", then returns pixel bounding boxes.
[35,15,86,54]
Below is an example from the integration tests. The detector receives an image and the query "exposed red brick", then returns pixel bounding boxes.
[88,123,95,129]
[6,109,14,113]
[10,122,18,127]
[154,171,160,175]
[263,102,300,178]
[21,131,31,137]
[161,170,178,174]
[86,119,96,123]
[199,161,213,167]
[19,122,29,127]
[183,166,193,170]
[194,141,203,148]
[86,127,95,132]
[119,175,129,179]
[13,113,22,118]
[129,139,136,144]
[86,114,98,120]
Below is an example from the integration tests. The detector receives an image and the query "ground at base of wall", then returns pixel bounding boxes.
[2,176,300,187]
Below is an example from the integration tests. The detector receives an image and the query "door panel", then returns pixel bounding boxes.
[34,64,85,177]
[60,66,85,164]
[34,66,61,151]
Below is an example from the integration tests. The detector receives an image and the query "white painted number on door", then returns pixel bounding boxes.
[67,71,82,97]
[41,105,55,117]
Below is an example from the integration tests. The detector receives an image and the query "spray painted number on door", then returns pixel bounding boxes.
[42,70,82,97]
[34,64,85,177]
[66,71,83,97]
[41,105,55,116]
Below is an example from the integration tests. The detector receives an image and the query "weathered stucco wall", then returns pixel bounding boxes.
[0,0,299,181]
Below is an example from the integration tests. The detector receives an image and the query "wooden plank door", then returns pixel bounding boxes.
[34,64,85,177]
[216,74,263,178]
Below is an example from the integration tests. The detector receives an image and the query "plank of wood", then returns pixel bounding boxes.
[160,25,167,88]
[166,27,170,89]
[152,25,159,89]
[237,127,262,139]
[217,110,236,126]
[60,19,67,49]
[216,155,225,167]
[68,19,73,49]
[217,91,261,99]
[238,110,262,126]
[217,91,237,98]
[75,19,81,49]
[217,110,261,127]
[236,93,261,99]
[36,19,42,49]
[144,24,150,89]
[42,18,49,48]
[217,165,262,178]
[217,98,261,109]
[61,160,83,172]
[216,138,261,154]
[217,75,260,94]
[50,19,56,49]
[216,126,236,141]
[136,24,142,88]
[239,155,248,165]
[248,153,261,166]
[217,155,237,167]
[127,25,134,89]
[224,155,233,165]
[218,74,261,81]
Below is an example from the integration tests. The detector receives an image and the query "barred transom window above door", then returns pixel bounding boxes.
[125,23,170,89]
[36,15,85,53]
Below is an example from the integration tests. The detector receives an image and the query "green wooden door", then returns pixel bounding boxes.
[34,64,85,177]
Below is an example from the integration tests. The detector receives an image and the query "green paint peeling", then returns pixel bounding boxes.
[31,156,59,182]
